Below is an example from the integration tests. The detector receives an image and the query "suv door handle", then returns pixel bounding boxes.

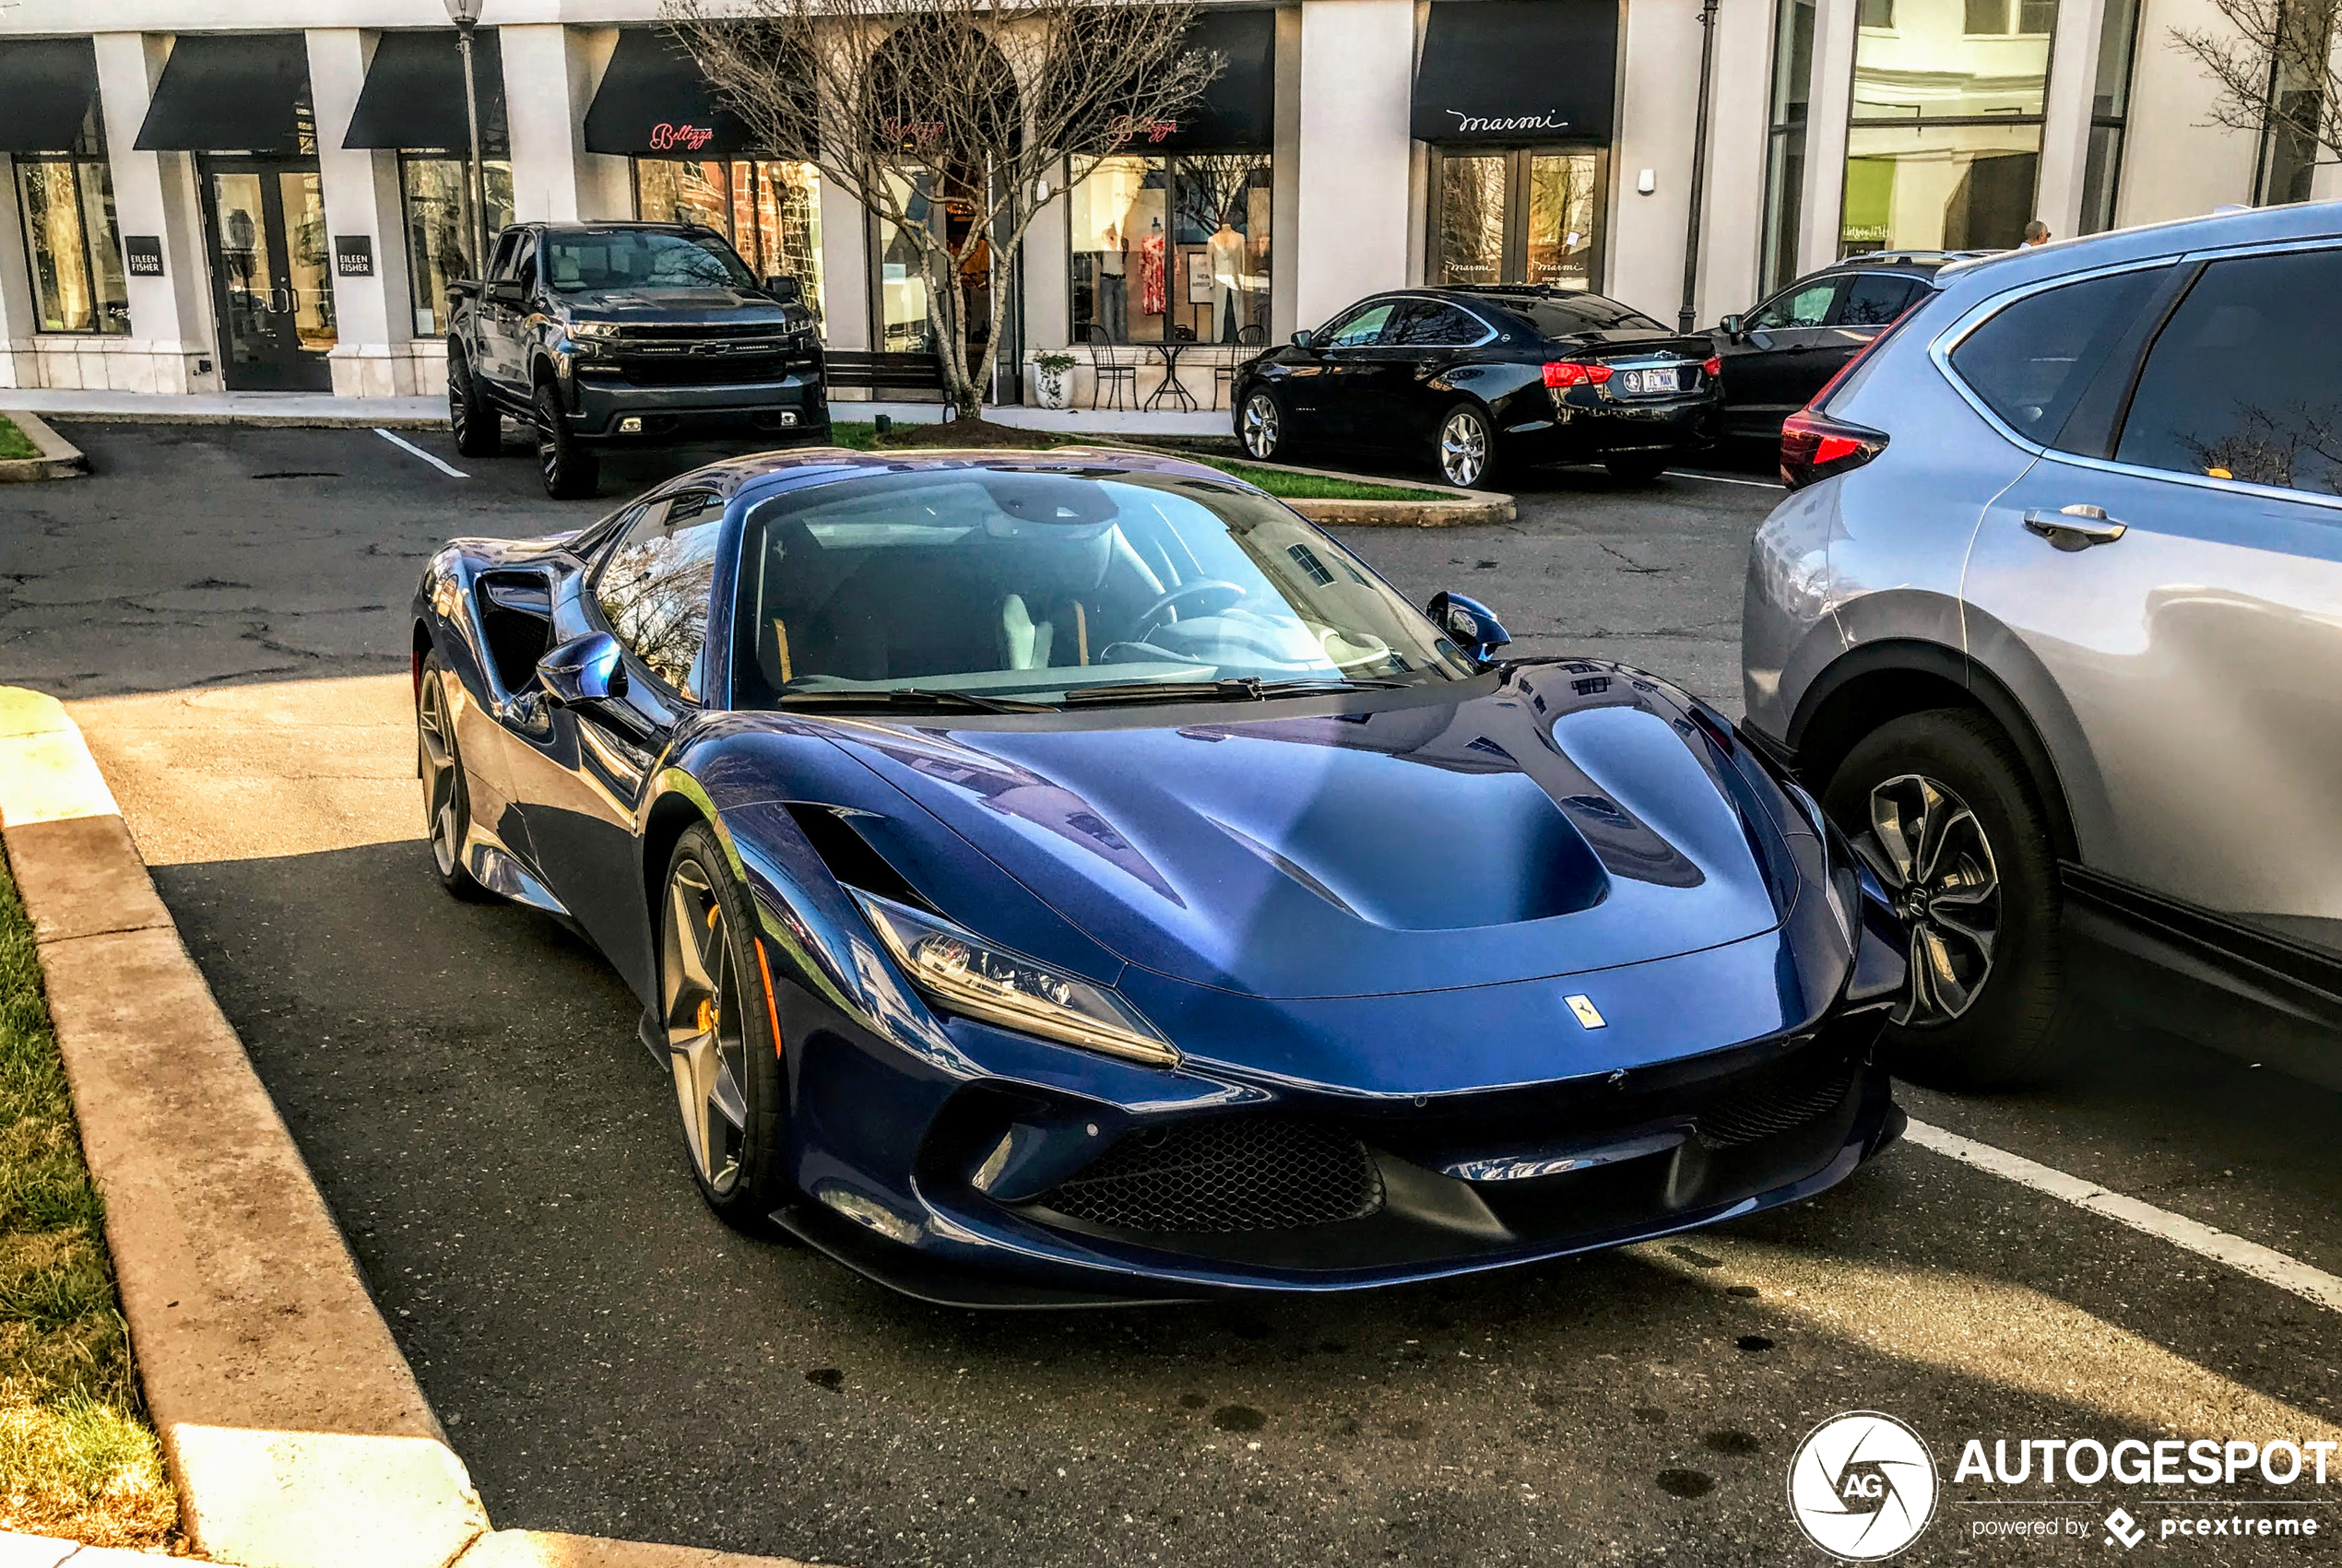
[2023,504,2127,551]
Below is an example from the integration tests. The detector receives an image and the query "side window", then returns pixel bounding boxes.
[1324,301,1398,348]
[1837,275,1922,326]
[1750,277,1840,331]
[1387,302,1486,347]
[514,233,538,294]
[594,490,727,699]
[1949,266,2168,445]
[2115,249,2342,495]
[487,230,520,282]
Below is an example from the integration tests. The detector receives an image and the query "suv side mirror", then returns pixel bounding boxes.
[1290,328,1315,349]
[538,631,626,707]
[1425,591,1511,663]
[765,275,802,303]
[1719,313,1745,340]
[486,278,525,308]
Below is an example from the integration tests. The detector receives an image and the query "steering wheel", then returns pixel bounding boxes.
[1128,580,1248,644]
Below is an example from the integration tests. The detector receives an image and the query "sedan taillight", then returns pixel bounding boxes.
[1544,360,1613,388]
[1701,355,1721,377]
[1780,411,1888,491]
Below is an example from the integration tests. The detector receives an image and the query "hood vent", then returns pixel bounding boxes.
[785,803,933,912]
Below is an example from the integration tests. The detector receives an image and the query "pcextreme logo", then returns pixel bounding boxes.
[1789,1411,1941,1561]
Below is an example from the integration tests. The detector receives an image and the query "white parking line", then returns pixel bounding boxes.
[373,427,467,478]
[1666,468,1782,489]
[1905,1117,2342,1314]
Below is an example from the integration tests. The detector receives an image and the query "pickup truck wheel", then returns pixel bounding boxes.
[448,351,501,458]
[533,383,599,500]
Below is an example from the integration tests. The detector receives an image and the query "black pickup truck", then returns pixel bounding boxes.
[446,221,828,498]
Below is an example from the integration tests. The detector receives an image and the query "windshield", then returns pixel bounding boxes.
[1502,293,1666,336]
[543,229,757,294]
[730,468,1480,709]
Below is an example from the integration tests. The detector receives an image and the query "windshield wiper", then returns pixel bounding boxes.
[1062,676,1408,706]
[775,688,1055,714]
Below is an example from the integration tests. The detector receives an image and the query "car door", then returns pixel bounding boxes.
[482,230,536,397]
[1310,299,1402,446]
[1808,273,1925,394]
[1716,274,1845,438]
[1960,242,2342,962]
[1366,300,1496,452]
[506,488,727,996]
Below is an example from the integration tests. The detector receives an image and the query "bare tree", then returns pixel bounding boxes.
[2171,0,2342,184]
[665,0,1221,421]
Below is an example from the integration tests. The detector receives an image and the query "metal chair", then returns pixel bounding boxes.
[1212,325,1267,411]
[1090,344,1139,411]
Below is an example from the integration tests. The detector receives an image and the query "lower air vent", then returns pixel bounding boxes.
[1694,1059,1859,1149]
[1039,1116,1383,1233]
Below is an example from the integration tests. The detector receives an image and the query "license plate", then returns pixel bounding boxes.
[1620,368,1679,395]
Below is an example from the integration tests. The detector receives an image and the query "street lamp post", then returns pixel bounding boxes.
[446,0,490,281]
[1677,0,1721,333]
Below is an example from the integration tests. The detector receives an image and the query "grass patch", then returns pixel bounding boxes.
[0,860,176,1547]
[824,421,1453,501]
[0,416,39,463]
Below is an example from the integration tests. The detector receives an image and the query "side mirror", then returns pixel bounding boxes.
[1290,328,1315,349]
[537,631,626,708]
[1719,313,1745,340]
[486,278,525,308]
[1425,591,1511,663]
[765,275,803,303]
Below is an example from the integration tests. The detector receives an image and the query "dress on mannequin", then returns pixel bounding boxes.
[1208,223,1245,343]
[1139,220,1166,319]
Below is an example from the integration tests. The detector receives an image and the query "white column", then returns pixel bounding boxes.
[503,23,630,223]
[1611,0,1703,323]
[92,31,218,395]
[1294,0,1414,328]
[0,156,42,387]
[1270,5,1303,338]
[309,29,418,398]
[2114,0,2260,221]
[817,179,870,354]
[1021,178,1070,376]
[2035,0,2107,238]
[1697,0,1777,323]
[1797,0,1857,273]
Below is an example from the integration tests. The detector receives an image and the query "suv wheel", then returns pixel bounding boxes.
[1823,707,2072,1089]
[449,349,501,458]
[534,383,599,500]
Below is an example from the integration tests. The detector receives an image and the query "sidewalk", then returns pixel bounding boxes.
[0,388,1232,439]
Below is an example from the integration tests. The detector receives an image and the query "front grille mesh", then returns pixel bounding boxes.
[1694,1058,1859,1149]
[1040,1117,1383,1233]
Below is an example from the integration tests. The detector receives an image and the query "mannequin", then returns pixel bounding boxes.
[1138,216,1166,320]
[1207,220,1244,343]
[1096,221,1127,343]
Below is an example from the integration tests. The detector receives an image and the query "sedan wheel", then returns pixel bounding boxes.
[1240,390,1285,461]
[659,826,786,1220]
[1437,405,1496,489]
[1863,773,2001,1025]
[414,655,486,899]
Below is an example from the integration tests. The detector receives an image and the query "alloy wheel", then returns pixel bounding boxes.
[1863,772,2002,1026]
[416,671,463,878]
[1242,391,1280,459]
[1439,409,1488,488]
[538,424,561,491]
[662,856,751,1196]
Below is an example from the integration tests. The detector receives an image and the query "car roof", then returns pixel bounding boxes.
[1922,198,2342,309]
[633,445,1244,507]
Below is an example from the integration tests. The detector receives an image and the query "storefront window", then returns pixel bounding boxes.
[635,158,827,336]
[12,105,128,336]
[400,156,515,336]
[1070,152,1272,345]
[2078,0,2141,231]
[2254,0,2333,205]
[1759,0,1816,292]
[1841,0,2052,252]
[877,165,942,354]
[1430,149,1601,290]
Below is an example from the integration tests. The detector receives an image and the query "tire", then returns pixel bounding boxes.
[1238,386,1293,462]
[448,348,501,458]
[1434,402,1498,489]
[1822,707,2072,1089]
[1603,451,1672,484]
[534,383,600,500]
[658,824,790,1224]
[415,653,491,901]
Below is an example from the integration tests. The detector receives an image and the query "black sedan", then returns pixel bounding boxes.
[1234,287,1721,489]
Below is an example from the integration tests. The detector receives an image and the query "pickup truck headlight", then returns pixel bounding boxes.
[568,321,621,341]
[850,890,1178,1067]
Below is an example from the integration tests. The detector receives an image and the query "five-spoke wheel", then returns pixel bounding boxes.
[659,825,786,1219]
[1437,404,1496,489]
[415,654,485,898]
[1240,389,1286,462]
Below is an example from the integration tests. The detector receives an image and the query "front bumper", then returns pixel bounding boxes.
[564,367,829,442]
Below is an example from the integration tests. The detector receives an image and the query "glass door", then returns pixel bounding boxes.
[1431,148,1605,292]
[201,158,337,390]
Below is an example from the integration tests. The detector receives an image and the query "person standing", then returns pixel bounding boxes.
[2019,219,2051,247]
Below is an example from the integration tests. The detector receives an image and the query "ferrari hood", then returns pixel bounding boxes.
[823,667,1791,1001]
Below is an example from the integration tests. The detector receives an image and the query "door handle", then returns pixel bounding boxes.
[2023,503,2128,551]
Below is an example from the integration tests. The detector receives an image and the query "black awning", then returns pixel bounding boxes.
[1151,8,1275,152]
[0,38,101,154]
[1412,0,1618,144]
[584,26,752,158]
[344,29,509,157]
[134,32,313,155]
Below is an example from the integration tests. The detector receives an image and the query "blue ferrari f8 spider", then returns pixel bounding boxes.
[412,448,1909,1304]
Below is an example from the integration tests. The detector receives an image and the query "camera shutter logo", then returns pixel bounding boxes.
[1788,1411,1939,1560]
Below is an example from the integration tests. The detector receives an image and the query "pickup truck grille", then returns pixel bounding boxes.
[617,350,794,386]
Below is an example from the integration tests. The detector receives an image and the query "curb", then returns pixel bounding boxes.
[0,690,843,1568]
[28,410,449,432]
[0,409,89,481]
[1087,443,1516,526]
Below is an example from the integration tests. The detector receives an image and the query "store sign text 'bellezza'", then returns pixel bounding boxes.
[1444,109,1573,134]
[649,122,716,151]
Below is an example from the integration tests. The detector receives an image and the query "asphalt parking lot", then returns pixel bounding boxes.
[6,420,2340,1566]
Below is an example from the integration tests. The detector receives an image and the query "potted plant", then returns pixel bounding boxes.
[1032,350,1077,410]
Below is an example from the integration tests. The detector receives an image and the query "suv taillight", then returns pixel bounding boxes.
[1544,360,1613,388]
[1780,411,1888,490]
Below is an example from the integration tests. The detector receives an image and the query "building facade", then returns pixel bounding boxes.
[0,0,2329,405]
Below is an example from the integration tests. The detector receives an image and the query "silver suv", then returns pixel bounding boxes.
[1741,202,2342,1091]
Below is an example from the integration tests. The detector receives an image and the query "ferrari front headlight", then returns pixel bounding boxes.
[850,890,1178,1068]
